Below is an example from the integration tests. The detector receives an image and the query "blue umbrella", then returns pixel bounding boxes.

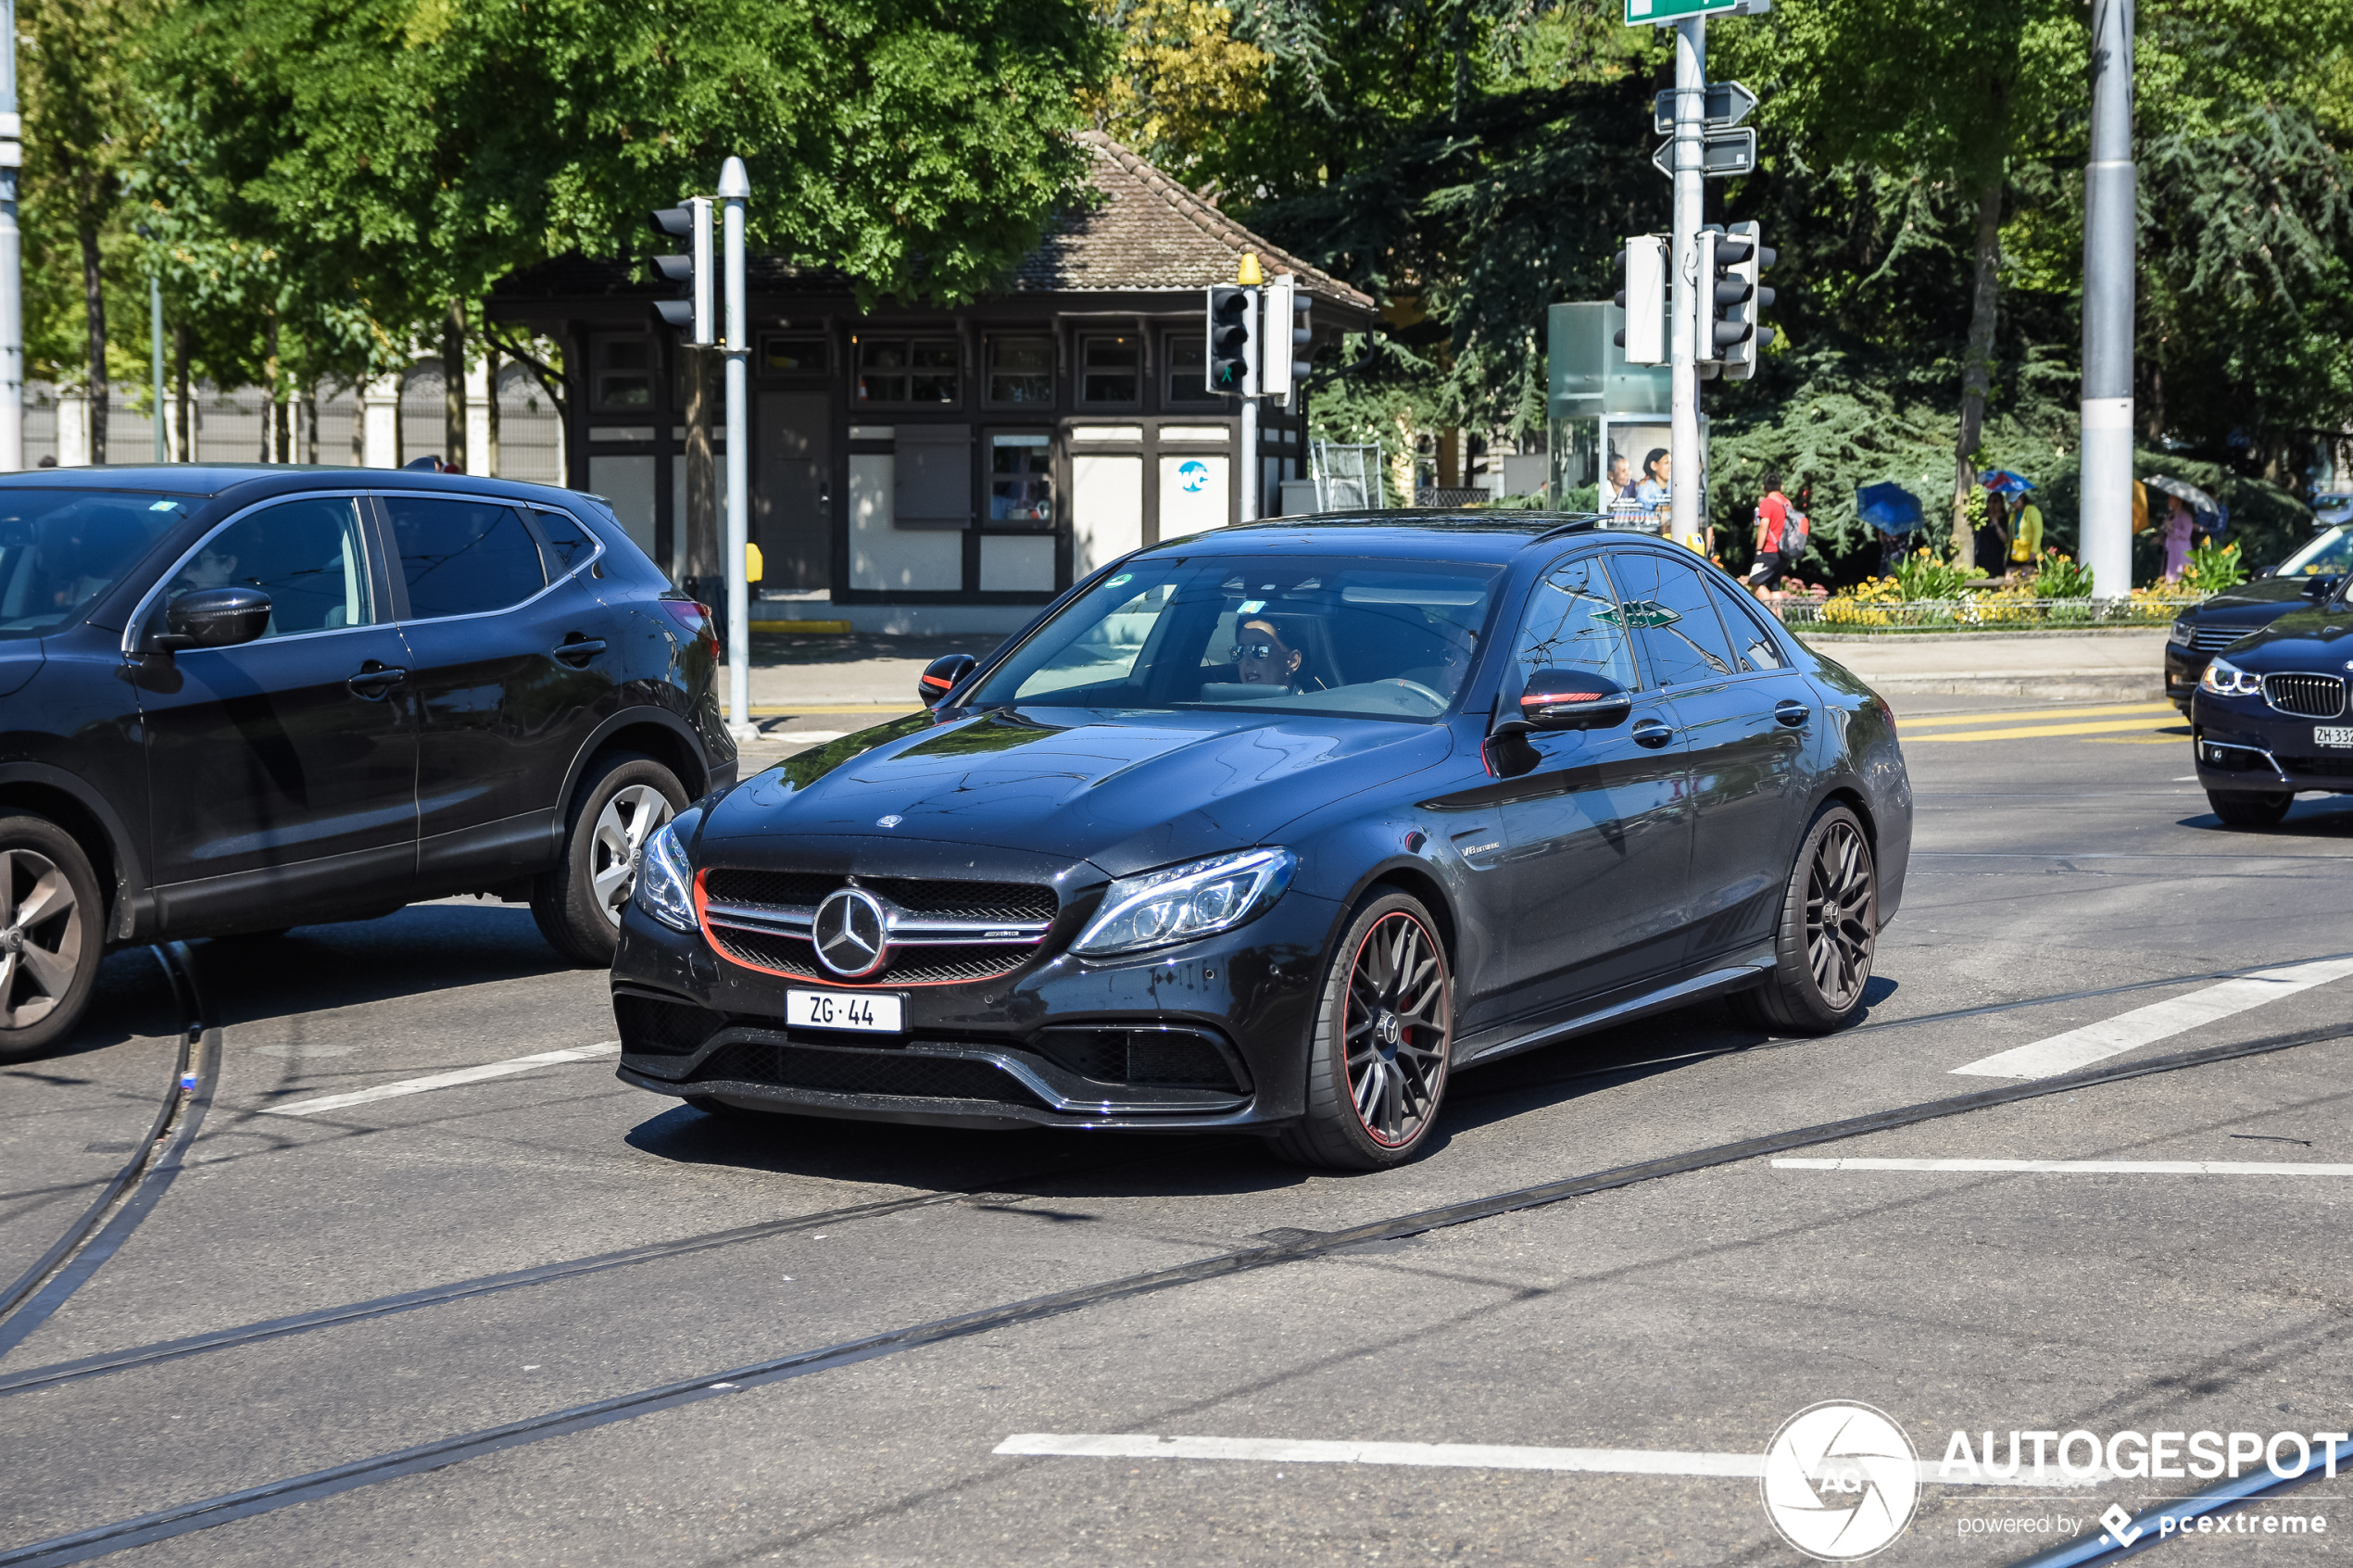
[1856,482,1923,533]
[1979,469,2035,497]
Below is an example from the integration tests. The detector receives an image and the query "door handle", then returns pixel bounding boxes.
[1773,699,1810,729]
[347,661,408,700]
[553,637,609,666]
[1631,717,1675,749]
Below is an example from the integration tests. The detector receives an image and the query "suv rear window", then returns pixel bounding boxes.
[385,496,547,619]
[0,489,195,639]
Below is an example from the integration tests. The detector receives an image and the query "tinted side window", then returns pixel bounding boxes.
[1512,553,1639,693]
[175,496,374,638]
[1611,549,1737,686]
[1705,576,1788,671]
[386,497,546,619]
[532,509,598,573]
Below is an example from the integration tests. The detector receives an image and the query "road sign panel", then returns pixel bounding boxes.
[1626,0,1767,23]
[1653,82,1759,135]
[1650,127,1759,180]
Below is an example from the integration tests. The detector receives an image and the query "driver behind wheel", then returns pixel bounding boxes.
[1234,616,1327,694]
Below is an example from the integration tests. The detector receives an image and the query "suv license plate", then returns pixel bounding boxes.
[2317,727,2353,748]
[787,990,904,1034]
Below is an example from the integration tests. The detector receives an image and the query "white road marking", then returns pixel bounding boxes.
[259,1041,622,1117]
[991,1434,2101,1487]
[1777,1159,2353,1176]
[1948,954,2353,1079]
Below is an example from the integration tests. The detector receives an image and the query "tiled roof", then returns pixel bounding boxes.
[1013,133,1374,312]
[491,133,1374,315]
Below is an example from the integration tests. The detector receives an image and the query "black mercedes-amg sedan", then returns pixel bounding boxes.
[611,515,1912,1168]
[2190,589,2353,824]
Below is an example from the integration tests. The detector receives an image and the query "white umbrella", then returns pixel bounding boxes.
[2144,474,2219,515]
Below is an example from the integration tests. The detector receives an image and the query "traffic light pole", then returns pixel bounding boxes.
[1667,16,1706,548]
[719,157,753,738]
[1239,287,1261,523]
[2080,0,2135,599]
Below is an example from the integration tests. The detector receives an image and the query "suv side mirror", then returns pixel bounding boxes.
[918,653,977,708]
[158,586,272,651]
[2304,573,2339,600]
[1495,669,1633,734]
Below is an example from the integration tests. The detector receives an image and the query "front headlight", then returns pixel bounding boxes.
[2200,657,2262,698]
[1073,847,1297,957]
[633,820,698,932]
[2169,615,2194,647]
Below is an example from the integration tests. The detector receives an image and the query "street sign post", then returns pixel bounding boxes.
[1651,126,1757,179]
[1653,81,1756,134]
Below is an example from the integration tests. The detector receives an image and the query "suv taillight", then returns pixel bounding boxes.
[663,600,720,659]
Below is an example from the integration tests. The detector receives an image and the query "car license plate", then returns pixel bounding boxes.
[787,989,904,1034]
[2317,727,2353,748]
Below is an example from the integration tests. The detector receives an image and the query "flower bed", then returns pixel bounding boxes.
[1781,590,2200,633]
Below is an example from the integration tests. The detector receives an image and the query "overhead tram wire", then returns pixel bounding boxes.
[4,1017,2347,1568]
[0,945,220,1359]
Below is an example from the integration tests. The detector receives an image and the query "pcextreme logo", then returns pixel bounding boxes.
[1762,1401,1921,1561]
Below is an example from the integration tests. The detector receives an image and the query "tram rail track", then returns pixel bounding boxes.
[0,945,218,1361]
[4,1013,2345,1568]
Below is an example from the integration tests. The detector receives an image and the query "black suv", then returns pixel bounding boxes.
[0,466,735,1056]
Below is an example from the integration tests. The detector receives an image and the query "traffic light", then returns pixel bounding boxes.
[1718,220,1777,380]
[648,197,714,345]
[1614,235,1667,365]
[1698,222,1777,377]
[1260,274,1313,404]
[1206,283,1253,395]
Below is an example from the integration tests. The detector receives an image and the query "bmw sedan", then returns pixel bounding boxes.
[2190,587,2353,824]
[610,515,1912,1168]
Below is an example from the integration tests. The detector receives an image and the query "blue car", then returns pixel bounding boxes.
[2168,523,2353,711]
[610,513,1913,1169]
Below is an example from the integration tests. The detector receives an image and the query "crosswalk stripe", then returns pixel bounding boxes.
[1776,1159,2353,1176]
[1908,717,2183,744]
[259,1041,623,1116]
[1899,701,2173,729]
[1950,954,2353,1078]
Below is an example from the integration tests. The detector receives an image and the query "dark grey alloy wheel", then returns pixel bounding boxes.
[0,814,105,1059]
[532,752,687,967]
[1274,890,1453,1171]
[2207,788,2291,827]
[1731,803,1878,1035]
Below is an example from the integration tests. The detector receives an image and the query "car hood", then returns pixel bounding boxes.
[699,705,1457,877]
[2218,607,2353,667]
[2194,576,2327,621]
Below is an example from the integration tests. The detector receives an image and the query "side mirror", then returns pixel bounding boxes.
[918,652,977,708]
[2305,574,2339,599]
[1496,669,1634,734]
[158,586,271,651]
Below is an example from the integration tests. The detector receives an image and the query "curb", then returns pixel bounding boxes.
[1859,674,2167,702]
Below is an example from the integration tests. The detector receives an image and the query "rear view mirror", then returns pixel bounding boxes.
[158,586,271,651]
[1505,670,1633,733]
[918,653,977,708]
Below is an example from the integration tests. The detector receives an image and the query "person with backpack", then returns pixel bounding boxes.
[1745,471,1806,598]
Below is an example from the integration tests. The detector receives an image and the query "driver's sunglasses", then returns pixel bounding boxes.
[1237,641,1280,659]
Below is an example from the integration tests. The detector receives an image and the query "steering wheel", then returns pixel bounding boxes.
[1384,679,1449,712]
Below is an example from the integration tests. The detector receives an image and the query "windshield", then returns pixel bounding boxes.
[0,489,195,640]
[965,557,1504,721]
[2277,525,2353,579]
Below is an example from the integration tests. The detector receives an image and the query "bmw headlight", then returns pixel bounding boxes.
[1073,847,1297,958]
[2200,657,2262,698]
[633,820,698,932]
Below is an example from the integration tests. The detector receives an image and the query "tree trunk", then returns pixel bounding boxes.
[679,345,718,593]
[484,349,500,479]
[172,325,190,461]
[303,385,318,466]
[442,302,468,472]
[80,226,107,464]
[261,311,281,462]
[1949,177,2004,562]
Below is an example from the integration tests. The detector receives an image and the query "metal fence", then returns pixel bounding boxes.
[1780,595,2202,633]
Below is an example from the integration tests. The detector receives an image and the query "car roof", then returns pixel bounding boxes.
[1148,510,1615,564]
[0,464,585,508]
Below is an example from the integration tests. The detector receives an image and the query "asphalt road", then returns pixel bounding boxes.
[5,694,2350,1566]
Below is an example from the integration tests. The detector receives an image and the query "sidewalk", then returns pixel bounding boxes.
[1793,627,2169,701]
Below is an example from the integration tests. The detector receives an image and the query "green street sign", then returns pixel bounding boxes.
[1626,0,1762,24]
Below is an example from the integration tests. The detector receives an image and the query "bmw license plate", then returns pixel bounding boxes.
[787,989,904,1034]
[2317,727,2353,748]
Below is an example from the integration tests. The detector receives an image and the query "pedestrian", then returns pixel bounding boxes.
[1975,491,2010,576]
[1745,470,1793,599]
[1877,527,1906,579]
[2162,494,2195,581]
[2007,493,2044,579]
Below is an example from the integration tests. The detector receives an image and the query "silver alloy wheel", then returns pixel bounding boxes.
[0,848,82,1031]
[590,784,676,928]
[1805,817,1875,1012]
[1343,909,1450,1148]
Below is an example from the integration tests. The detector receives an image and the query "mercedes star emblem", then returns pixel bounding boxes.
[812,887,889,978]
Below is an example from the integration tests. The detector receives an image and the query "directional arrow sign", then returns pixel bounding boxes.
[1650,126,1759,180]
[1625,0,1768,23]
[1653,82,1759,136]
